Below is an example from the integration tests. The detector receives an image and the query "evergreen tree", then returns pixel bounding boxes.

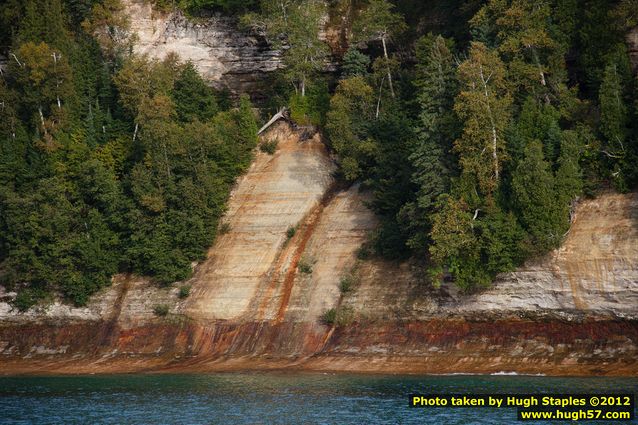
[341,48,370,78]
[172,62,219,123]
[512,140,565,254]
[405,34,459,250]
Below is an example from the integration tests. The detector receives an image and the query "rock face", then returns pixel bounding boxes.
[344,192,638,322]
[0,122,637,376]
[123,0,283,98]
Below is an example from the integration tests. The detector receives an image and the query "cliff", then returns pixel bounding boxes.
[123,0,283,98]
[1,3,637,376]
[0,121,636,376]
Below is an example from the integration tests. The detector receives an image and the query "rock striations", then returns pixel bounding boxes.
[0,121,636,376]
[0,2,637,375]
[123,0,283,97]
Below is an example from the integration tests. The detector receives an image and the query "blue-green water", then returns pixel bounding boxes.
[0,373,636,424]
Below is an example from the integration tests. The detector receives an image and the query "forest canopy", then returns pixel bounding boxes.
[0,0,258,309]
[0,0,637,309]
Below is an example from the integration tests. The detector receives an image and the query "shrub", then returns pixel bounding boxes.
[260,140,278,154]
[298,255,314,274]
[321,308,337,325]
[178,285,191,299]
[12,287,46,312]
[219,222,232,234]
[339,274,356,294]
[321,306,354,327]
[356,245,372,260]
[286,225,297,239]
[153,304,169,316]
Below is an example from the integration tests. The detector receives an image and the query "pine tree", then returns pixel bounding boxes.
[172,62,219,123]
[403,34,459,251]
[410,34,458,213]
[512,140,564,254]
[341,48,370,78]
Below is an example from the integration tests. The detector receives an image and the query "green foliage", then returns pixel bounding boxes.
[289,80,330,126]
[298,255,314,274]
[339,274,357,294]
[2,0,634,304]
[325,77,376,181]
[178,285,191,299]
[286,225,297,239]
[352,0,407,45]
[177,0,256,14]
[0,3,259,307]
[242,0,328,97]
[260,140,278,154]
[172,62,219,123]
[598,53,635,190]
[512,141,566,255]
[153,304,169,316]
[406,33,459,251]
[321,308,337,325]
[341,48,370,78]
[321,306,354,327]
[454,41,511,197]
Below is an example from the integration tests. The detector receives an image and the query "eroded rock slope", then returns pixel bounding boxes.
[0,122,636,375]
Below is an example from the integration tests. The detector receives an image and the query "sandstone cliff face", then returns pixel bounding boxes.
[343,192,638,322]
[0,122,636,376]
[123,0,283,97]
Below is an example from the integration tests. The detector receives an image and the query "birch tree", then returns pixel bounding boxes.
[454,42,511,196]
[352,0,406,98]
[242,0,328,97]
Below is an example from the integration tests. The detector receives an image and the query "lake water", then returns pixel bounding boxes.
[0,373,636,424]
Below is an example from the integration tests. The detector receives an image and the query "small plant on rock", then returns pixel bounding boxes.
[339,274,357,294]
[321,308,337,325]
[153,304,169,317]
[178,285,191,299]
[260,140,278,154]
[219,222,232,234]
[298,255,314,274]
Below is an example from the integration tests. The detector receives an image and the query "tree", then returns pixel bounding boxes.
[172,62,219,123]
[555,129,583,217]
[341,47,370,78]
[242,0,328,97]
[352,0,407,98]
[599,61,628,150]
[10,41,74,144]
[494,0,556,102]
[512,140,565,254]
[508,97,562,164]
[454,42,511,196]
[598,56,632,190]
[81,0,132,64]
[410,34,458,214]
[428,194,486,290]
[325,76,375,180]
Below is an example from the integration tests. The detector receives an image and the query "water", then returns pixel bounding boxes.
[0,373,636,424]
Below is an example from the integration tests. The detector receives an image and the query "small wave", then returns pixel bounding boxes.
[491,371,546,376]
